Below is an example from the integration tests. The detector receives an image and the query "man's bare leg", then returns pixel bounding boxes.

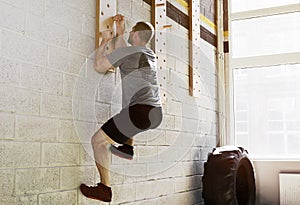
[80,129,114,202]
[91,129,116,186]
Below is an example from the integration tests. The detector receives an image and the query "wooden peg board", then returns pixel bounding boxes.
[95,0,117,49]
[188,0,201,97]
[152,0,168,104]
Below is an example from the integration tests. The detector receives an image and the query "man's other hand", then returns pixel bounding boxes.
[113,14,125,36]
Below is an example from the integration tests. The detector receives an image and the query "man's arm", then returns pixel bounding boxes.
[113,14,127,48]
[94,31,115,73]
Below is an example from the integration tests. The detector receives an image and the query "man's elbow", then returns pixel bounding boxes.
[94,62,107,73]
[94,65,105,73]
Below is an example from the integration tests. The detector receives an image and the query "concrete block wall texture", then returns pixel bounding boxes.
[0,0,217,204]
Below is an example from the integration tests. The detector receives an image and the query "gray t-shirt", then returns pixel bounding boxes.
[107,46,162,108]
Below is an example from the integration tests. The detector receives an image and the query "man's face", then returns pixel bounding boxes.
[127,27,135,45]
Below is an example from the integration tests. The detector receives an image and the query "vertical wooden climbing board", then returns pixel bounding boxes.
[95,0,117,49]
[152,0,168,104]
[188,0,201,97]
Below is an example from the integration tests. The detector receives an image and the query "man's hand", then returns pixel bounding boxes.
[113,14,125,36]
[100,30,114,41]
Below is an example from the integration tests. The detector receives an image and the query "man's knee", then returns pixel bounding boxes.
[91,129,115,148]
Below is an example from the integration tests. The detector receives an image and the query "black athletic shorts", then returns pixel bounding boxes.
[101,104,163,144]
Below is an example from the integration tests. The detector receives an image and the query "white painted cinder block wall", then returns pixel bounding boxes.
[0,0,217,204]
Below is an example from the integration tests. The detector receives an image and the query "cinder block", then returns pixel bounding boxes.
[45,0,82,32]
[124,163,147,181]
[136,146,158,163]
[78,193,107,205]
[41,94,74,119]
[110,164,125,185]
[182,103,199,119]
[79,143,95,165]
[117,0,132,17]
[97,83,117,104]
[63,74,76,97]
[163,161,182,178]
[207,85,217,100]
[0,56,20,86]
[78,100,110,123]
[161,114,175,130]
[2,30,48,66]
[26,13,68,47]
[194,160,204,175]
[68,31,95,56]
[15,115,57,142]
[206,135,216,147]
[57,120,79,143]
[64,75,98,101]
[15,168,59,195]
[166,33,182,61]
[132,132,147,146]
[21,63,63,95]
[0,169,14,197]
[115,199,147,205]
[2,0,45,16]
[42,143,79,166]
[39,190,77,205]
[175,175,202,193]
[0,2,25,32]
[0,141,40,168]
[146,129,165,146]
[167,189,201,204]
[131,0,151,22]
[198,121,212,135]
[145,163,165,181]
[181,118,199,133]
[174,116,183,131]
[194,134,206,147]
[60,166,95,190]
[147,196,169,205]
[112,183,136,203]
[136,179,174,200]
[181,132,196,148]
[155,178,175,195]
[64,0,95,17]
[48,46,85,75]
[157,146,181,163]
[0,85,40,115]
[182,161,197,176]
[0,112,14,140]
[82,14,96,37]
[15,88,41,115]
[197,107,207,121]
[0,195,37,205]
[73,121,97,144]
[0,85,40,114]
[0,31,2,56]
[200,147,211,161]
[166,100,182,116]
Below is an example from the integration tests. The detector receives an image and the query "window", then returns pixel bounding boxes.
[233,64,300,159]
[232,12,300,58]
[231,0,299,13]
[230,2,300,159]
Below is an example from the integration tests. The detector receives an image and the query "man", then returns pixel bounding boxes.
[80,14,163,202]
